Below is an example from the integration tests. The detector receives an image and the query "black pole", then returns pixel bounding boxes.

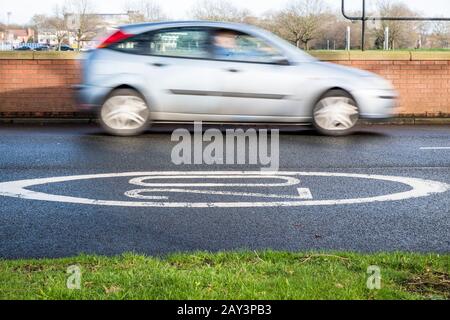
[361,0,366,51]
[342,0,450,21]
[342,0,450,50]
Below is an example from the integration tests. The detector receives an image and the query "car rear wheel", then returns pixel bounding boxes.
[100,89,150,136]
[312,90,359,136]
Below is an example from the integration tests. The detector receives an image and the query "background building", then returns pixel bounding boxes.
[7,28,35,43]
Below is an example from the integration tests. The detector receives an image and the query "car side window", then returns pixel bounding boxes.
[112,33,152,55]
[149,28,210,59]
[213,29,284,63]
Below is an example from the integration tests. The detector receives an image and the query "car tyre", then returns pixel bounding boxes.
[312,90,360,136]
[99,89,150,136]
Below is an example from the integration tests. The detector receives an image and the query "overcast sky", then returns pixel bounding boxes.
[1,0,450,25]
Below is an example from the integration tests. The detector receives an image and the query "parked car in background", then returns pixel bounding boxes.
[59,45,75,51]
[34,45,50,51]
[77,21,398,136]
[50,44,75,51]
[14,45,32,51]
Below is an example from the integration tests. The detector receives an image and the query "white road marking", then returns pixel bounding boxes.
[123,192,169,200]
[129,175,300,187]
[420,147,450,150]
[125,188,311,200]
[297,188,313,200]
[0,171,448,208]
[126,174,309,200]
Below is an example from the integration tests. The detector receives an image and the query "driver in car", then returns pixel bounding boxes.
[213,29,279,61]
[213,30,239,58]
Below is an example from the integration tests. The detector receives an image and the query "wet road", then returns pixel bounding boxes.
[0,123,449,258]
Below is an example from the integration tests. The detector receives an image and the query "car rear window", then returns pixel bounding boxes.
[111,28,211,59]
[149,29,210,58]
[111,33,152,55]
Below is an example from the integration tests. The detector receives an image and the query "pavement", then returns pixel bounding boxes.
[0,123,449,259]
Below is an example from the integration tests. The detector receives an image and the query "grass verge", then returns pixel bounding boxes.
[0,251,448,300]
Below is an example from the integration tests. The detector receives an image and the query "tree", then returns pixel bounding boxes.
[123,0,167,23]
[414,21,430,49]
[273,0,328,50]
[31,5,69,51]
[65,0,99,51]
[431,22,450,48]
[372,0,420,50]
[190,0,251,23]
[314,13,354,50]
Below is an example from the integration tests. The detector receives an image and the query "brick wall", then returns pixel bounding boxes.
[0,52,81,118]
[0,51,449,118]
[333,59,449,117]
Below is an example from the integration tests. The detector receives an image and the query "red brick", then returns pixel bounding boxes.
[1,58,450,117]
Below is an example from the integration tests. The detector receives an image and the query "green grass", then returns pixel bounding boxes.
[0,251,448,300]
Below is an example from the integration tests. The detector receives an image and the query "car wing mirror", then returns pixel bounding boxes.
[271,56,290,65]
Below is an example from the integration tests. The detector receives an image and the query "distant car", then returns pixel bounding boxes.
[59,45,75,51]
[35,45,50,51]
[77,21,398,136]
[50,45,75,51]
[15,46,32,51]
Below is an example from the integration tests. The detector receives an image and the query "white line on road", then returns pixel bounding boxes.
[0,171,448,208]
[297,188,313,200]
[420,147,450,150]
[125,188,312,200]
[125,175,312,200]
[129,175,301,187]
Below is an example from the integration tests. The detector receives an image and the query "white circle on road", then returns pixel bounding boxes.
[0,171,448,208]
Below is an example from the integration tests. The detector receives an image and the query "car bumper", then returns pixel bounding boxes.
[352,89,399,119]
[72,84,110,112]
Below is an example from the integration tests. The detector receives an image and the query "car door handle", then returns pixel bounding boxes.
[226,68,241,73]
[151,62,168,67]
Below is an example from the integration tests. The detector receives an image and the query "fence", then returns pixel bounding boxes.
[0,42,53,51]
[0,41,13,51]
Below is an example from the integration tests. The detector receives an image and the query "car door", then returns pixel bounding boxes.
[211,29,308,121]
[141,27,227,121]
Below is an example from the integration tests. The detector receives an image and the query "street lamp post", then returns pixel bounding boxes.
[6,12,12,42]
[346,26,351,51]
[384,27,389,50]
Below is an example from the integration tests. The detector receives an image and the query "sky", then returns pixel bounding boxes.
[1,0,450,25]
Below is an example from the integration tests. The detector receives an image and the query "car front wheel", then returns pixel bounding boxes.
[312,90,359,136]
[100,89,150,136]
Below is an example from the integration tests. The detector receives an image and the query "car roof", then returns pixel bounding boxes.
[120,20,260,35]
[121,20,245,28]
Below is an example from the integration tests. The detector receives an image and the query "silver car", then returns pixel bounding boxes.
[77,21,398,136]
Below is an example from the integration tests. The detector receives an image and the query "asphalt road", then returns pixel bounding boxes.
[0,123,449,259]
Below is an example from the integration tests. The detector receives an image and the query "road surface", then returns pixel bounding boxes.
[0,123,449,258]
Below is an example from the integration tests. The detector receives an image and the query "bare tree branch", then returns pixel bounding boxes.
[31,4,70,51]
[123,0,168,23]
[190,0,251,23]
[273,0,328,50]
[372,0,421,50]
[65,0,99,51]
